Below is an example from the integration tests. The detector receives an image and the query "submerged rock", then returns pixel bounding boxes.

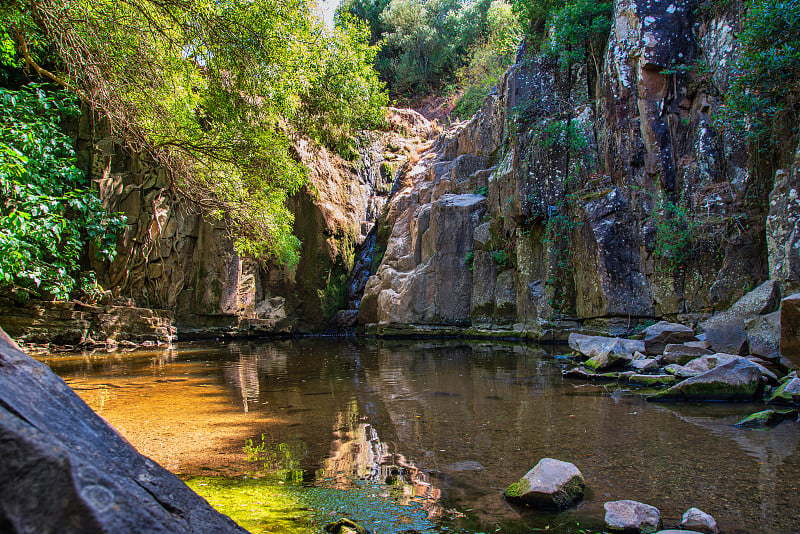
[503,458,585,510]
[644,322,697,355]
[604,500,662,533]
[324,518,372,534]
[648,357,763,402]
[767,377,800,404]
[734,409,798,428]
[0,328,246,534]
[563,368,619,381]
[679,507,719,534]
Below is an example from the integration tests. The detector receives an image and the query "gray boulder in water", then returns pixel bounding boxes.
[648,357,763,402]
[503,458,585,510]
[0,328,246,534]
[679,507,719,534]
[604,500,662,533]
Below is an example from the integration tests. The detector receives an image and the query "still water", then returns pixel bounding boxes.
[40,338,800,533]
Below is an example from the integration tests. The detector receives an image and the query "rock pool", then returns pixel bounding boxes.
[39,339,800,533]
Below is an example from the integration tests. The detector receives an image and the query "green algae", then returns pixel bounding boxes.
[186,476,438,534]
[186,476,315,534]
[734,409,799,428]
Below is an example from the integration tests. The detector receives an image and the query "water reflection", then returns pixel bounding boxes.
[42,339,800,534]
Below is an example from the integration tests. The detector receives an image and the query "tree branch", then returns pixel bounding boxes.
[11,23,89,104]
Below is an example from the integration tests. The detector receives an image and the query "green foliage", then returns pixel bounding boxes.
[546,0,612,79]
[721,0,800,148]
[452,0,522,119]
[0,85,126,299]
[543,211,575,311]
[318,270,348,320]
[652,200,697,269]
[295,17,389,155]
[378,0,464,95]
[511,0,563,48]
[464,248,475,270]
[340,0,520,102]
[4,0,388,266]
[492,249,511,268]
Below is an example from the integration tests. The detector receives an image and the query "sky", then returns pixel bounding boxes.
[315,0,341,29]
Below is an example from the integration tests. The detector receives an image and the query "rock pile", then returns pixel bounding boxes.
[563,285,800,412]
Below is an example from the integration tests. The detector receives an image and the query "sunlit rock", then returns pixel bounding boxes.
[0,328,245,533]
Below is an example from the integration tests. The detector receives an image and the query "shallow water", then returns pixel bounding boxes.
[40,338,800,533]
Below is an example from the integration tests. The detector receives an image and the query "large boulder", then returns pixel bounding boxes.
[677,354,777,384]
[648,357,763,401]
[781,293,800,368]
[603,500,662,534]
[746,311,782,362]
[700,280,781,355]
[643,322,697,355]
[0,328,246,534]
[679,508,719,534]
[503,458,585,510]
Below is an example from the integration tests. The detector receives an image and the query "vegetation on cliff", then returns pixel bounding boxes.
[338,0,521,117]
[0,85,125,299]
[1,0,387,270]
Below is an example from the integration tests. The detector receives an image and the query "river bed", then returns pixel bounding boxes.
[38,338,800,533]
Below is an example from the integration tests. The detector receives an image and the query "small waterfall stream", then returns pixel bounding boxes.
[334,226,379,327]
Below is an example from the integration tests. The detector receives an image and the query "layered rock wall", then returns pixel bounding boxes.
[80,109,435,336]
[359,0,800,339]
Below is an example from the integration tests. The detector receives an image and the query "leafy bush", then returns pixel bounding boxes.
[721,0,800,147]
[652,200,697,269]
[452,0,522,119]
[546,0,612,82]
[340,0,521,102]
[0,85,126,299]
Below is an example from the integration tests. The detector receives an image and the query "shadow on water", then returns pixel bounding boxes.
[40,339,800,533]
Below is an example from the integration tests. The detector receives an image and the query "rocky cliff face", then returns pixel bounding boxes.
[359,0,800,339]
[82,108,435,336]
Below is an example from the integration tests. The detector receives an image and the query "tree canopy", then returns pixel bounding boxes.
[2,0,388,268]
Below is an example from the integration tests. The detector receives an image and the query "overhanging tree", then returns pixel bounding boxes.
[3,0,387,267]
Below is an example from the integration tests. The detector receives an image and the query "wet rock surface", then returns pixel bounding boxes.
[0,328,245,534]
